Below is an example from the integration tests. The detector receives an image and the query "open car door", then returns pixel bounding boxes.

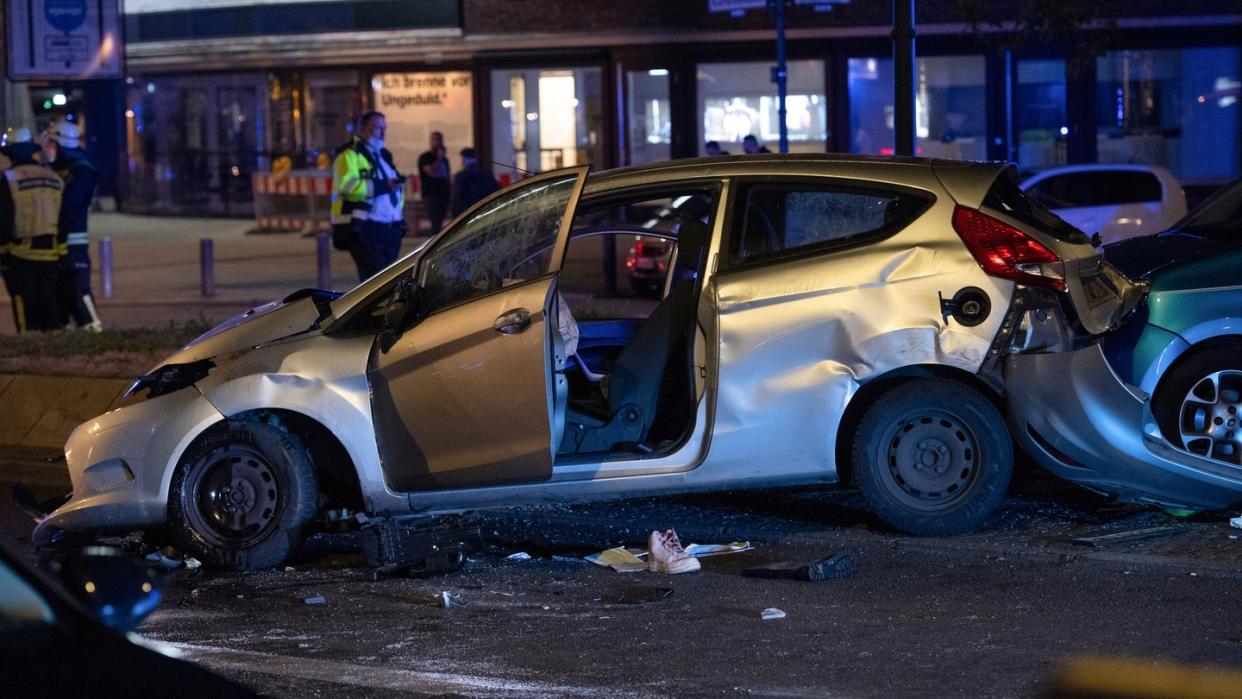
[367,167,588,492]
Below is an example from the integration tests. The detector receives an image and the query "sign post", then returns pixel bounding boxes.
[6,0,122,80]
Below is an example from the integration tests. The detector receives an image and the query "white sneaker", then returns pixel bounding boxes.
[647,529,700,574]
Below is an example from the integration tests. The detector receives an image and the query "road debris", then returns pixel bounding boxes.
[302,594,326,605]
[685,541,753,557]
[761,608,786,621]
[742,549,860,582]
[506,551,533,561]
[1230,515,1242,530]
[441,591,465,608]
[588,537,751,573]
[600,586,673,605]
[358,517,480,576]
[1069,525,1186,548]
[586,547,647,573]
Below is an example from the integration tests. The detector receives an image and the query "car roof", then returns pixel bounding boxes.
[582,153,1001,194]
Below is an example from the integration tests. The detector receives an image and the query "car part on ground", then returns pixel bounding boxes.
[37,155,1131,569]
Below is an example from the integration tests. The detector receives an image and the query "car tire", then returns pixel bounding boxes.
[1152,344,1242,466]
[852,378,1012,536]
[168,418,318,571]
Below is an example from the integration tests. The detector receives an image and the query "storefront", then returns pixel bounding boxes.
[108,1,1241,216]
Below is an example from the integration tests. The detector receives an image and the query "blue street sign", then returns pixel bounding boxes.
[44,0,87,34]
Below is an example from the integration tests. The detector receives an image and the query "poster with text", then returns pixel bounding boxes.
[372,72,474,192]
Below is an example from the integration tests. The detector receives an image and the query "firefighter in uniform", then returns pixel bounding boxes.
[0,127,34,329]
[42,119,102,331]
[0,139,64,332]
[331,111,406,282]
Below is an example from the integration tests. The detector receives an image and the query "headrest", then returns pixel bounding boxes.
[676,219,708,272]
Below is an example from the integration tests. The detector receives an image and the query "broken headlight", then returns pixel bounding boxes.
[124,359,215,399]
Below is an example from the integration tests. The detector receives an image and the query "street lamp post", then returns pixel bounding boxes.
[893,0,917,157]
[771,0,789,154]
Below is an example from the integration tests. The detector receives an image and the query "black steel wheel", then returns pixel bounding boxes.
[169,418,317,571]
[1154,344,1242,466]
[852,378,1012,536]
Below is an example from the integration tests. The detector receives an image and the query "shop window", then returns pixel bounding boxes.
[1016,59,1067,171]
[626,69,671,166]
[698,60,826,155]
[848,55,987,161]
[1096,48,1241,184]
[305,72,361,169]
[490,67,605,180]
[372,71,474,176]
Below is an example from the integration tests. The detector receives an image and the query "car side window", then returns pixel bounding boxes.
[418,173,579,316]
[728,183,929,265]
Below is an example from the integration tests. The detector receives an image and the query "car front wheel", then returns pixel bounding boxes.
[852,378,1012,536]
[168,418,318,570]
[1153,344,1242,466]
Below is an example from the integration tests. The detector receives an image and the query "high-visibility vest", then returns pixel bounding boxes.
[330,143,403,225]
[5,165,64,262]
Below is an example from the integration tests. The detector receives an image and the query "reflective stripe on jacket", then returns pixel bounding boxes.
[330,141,404,224]
[4,165,64,262]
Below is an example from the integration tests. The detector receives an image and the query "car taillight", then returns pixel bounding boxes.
[951,205,1065,291]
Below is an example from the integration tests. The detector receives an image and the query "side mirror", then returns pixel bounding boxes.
[50,546,162,632]
[379,277,419,353]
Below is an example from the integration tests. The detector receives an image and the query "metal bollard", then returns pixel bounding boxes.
[99,237,113,299]
[200,238,215,297]
[316,231,332,290]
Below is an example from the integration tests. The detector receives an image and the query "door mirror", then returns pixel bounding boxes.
[49,546,162,632]
[379,276,419,353]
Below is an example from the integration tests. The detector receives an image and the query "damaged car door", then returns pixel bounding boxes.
[367,168,589,492]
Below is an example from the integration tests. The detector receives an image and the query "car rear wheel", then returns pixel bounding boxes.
[168,418,318,571]
[852,378,1012,536]
[1153,345,1242,466]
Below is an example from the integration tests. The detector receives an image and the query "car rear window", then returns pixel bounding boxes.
[986,173,1091,244]
[728,183,932,265]
[1026,170,1163,208]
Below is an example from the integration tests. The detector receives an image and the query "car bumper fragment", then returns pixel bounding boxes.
[1007,343,1242,510]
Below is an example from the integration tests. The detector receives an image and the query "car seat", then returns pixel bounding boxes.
[560,219,708,454]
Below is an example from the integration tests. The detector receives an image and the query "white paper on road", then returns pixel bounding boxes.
[685,541,753,558]
[1230,515,1242,529]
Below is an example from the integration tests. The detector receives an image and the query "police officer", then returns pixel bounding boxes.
[0,138,65,332]
[330,111,406,282]
[42,118,102,331]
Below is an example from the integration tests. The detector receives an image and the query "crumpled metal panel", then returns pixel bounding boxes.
[706,201,1013,480]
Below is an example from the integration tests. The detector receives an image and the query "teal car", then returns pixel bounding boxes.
[1007,178,1242,509]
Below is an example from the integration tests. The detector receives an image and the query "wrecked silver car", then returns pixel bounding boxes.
[36,156,1140,569]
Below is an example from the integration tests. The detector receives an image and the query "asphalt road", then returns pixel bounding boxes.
[4,448,1241,697]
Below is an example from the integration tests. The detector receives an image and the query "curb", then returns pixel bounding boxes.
[0,373,131,449]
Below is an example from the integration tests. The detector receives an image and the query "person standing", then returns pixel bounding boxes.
[42,119,101,331]
[417,131,451,234]
[0,139,64,332]
[331,111,407,282]
[449,148,500,218]
[742,135,772,154]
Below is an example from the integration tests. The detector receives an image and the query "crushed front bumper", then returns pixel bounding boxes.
[33,387,225,547]
[1007,343,1242,510]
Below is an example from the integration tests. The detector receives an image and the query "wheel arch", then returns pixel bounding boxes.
[1151,334,1242,398]
[834,364,1003,487]
[173,409,365,514]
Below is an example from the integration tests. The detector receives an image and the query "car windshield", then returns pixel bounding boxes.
[1175,179,1242,237]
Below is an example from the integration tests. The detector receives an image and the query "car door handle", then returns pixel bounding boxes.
[493,308,532,335]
